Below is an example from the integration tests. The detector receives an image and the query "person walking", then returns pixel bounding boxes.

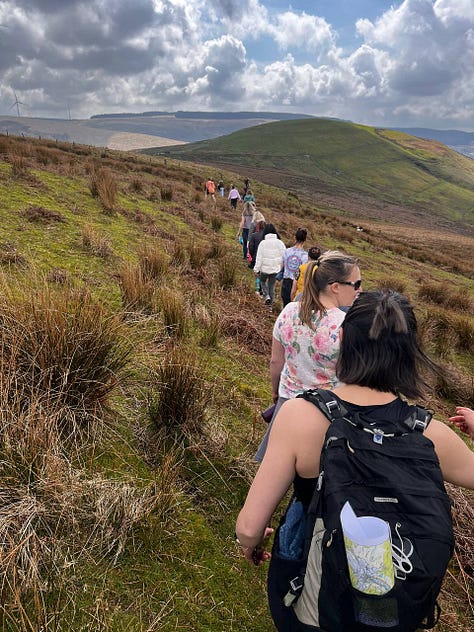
[205,178,216,206]
[290,246,322,301]
[253,224,286,306]
[236,290,474,632]
[217,179,224,196]
[236,202,255,260]
[228,184,241,210]
[255,251,360,461]
[281,228,308,307]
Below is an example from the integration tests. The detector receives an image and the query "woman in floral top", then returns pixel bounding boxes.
[255,251,361,461]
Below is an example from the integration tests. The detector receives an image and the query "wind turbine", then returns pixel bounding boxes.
[10,92,27,117]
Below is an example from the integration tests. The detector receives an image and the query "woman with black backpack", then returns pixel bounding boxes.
[236,290,474,632]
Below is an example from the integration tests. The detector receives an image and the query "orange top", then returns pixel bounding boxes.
[206,180,216,194]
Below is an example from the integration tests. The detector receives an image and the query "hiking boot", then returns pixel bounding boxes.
[265,296,272,305]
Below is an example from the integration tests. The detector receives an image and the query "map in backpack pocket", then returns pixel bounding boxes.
[340,501,394,596]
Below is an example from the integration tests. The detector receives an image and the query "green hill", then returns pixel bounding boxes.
[0,133,472,631]
[144,118,474,227]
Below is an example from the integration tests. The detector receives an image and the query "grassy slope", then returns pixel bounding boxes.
[146,118,474,225]
[0,134,472,631]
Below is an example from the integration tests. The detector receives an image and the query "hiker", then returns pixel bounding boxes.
[281,228,308,307]
[248,212,266,270]
[290,246,322,301]
[253,223,286,306]
[236,201,255,260]
[228,184,241,210]
[205,178,216,205]
[248,211,266,297]
[217,179,225,196]
[243,188,256,205]
[243,178,250,196]
[236,290,474,632]
[255,251,360,461]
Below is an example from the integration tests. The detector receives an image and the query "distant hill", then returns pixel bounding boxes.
[143,118,474,228]
[0,111,316,149]
[0,112,471,157]
[392,127,474,159]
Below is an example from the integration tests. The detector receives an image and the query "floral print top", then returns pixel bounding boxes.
[273,302,346,398]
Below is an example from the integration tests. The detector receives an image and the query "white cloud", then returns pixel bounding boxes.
[0,0,472,129]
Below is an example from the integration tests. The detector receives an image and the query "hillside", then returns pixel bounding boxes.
[0,133,472,631]
[145,119,474,231]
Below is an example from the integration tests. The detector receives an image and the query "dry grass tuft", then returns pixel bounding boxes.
[160,184,173,201]
[89,168,118,211]
[210,215,223,232]
[137,243,170,282]
[22,205,66,224]
[0,278,132,433]
[9,152,29,178]
[217,257,237,290]
[82,224,113,258]
[439,484,474,631]
[148,345,206,438]
[418,281,472,312]
[433,362,474,407]
[0,242,28,267]
[155,287,187,338]
[374,275,407,294]
[119,262,155,313]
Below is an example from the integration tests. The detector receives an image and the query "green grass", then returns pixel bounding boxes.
[0,133,472,631]
[147,118,474,223]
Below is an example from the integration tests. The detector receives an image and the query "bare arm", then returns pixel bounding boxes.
[235,399,327,562]
[270,336,285,403]
[425,419,474,489]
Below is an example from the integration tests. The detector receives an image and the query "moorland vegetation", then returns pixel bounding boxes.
[0,132,472,631]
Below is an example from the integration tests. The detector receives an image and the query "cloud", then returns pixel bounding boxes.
[0,0,472,129]
[269,11,336,57]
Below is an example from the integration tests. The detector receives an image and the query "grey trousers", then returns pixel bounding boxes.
[254,396,289,462]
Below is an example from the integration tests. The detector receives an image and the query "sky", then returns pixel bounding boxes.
[0,0,473,130]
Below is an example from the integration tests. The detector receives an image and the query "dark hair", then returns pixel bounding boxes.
[263,223,280,239]
[299,250,358,327]
[308,246,322,260]
[337,290,439,399]
[295,228,307,243]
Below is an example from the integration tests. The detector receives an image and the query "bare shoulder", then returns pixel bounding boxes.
[272,397,330,437]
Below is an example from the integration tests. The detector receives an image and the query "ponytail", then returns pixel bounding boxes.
[299,251,358,329]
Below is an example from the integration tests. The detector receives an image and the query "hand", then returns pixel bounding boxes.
[245,527,274,566]
[272,391,279,404]
[449,407,474,439]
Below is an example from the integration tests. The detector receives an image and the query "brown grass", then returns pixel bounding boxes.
[119,262,155,313]
[147,345,206,438]
[81,224,113,258]
[22,205,66,224]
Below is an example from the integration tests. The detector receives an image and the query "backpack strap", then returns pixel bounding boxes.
[403,405,433,433]
[298,388,348,423]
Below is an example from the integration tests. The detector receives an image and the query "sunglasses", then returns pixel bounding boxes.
[331,279,362,291]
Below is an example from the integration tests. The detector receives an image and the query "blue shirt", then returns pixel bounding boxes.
[282,246,308,280]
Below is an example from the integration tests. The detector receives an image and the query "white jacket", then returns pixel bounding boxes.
[254,234,286,274]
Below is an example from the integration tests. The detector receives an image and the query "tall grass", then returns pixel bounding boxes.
[119,262,155,313]
[89,168,118,211]
[137,243,170,281]
[155,287,187,338]
[0,277,132,433]
[148,345,206,438]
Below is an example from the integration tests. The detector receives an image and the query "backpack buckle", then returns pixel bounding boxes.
[289,576,304,593]
[325,399,340,416]
[404,408,433,433]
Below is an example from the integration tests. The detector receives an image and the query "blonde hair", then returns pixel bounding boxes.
[299,250,358,329]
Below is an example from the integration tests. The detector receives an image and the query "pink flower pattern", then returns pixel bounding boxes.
[273,302,346,398]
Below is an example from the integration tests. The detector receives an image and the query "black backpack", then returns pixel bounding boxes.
[275,389,454,632]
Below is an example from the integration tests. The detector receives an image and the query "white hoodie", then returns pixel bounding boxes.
[254,234,286,275]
